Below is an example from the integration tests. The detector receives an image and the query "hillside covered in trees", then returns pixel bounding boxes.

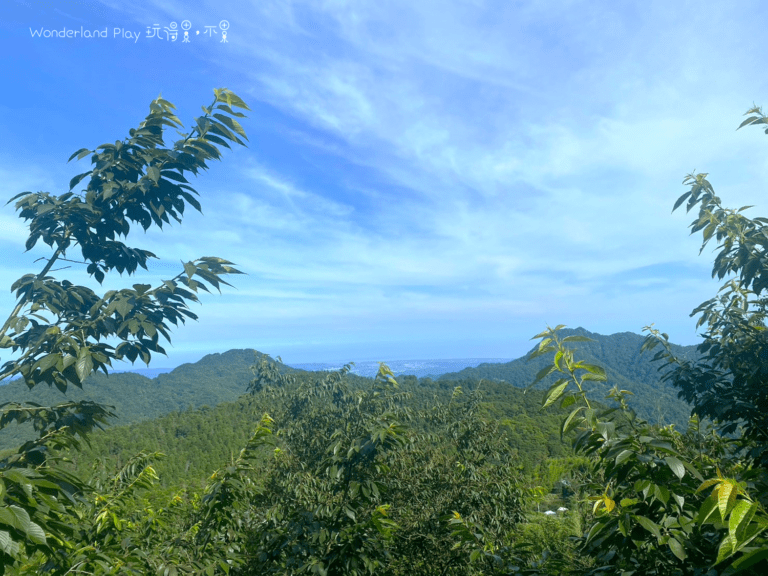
[60,357,581,489]
[0,349,296,451]
[437,326,702,428]
[0,327,697,451]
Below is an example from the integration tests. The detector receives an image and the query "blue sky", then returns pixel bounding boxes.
[1,0,766,370]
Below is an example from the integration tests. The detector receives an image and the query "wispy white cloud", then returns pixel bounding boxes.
[1,0,766,367]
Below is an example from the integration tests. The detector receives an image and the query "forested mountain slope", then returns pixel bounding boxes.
[63,368,578,490]
[436,327,701,428]
[0,349,301,450]
[0,327,701,450]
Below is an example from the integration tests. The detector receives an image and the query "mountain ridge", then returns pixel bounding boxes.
[0,327,703,449]
[436,326,701,426]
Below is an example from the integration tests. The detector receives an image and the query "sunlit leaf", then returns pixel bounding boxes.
[665,456,685,480]
[543,379,568,408]
[718,481,737,520]
[76,347,94,382]
[729,500,756,539]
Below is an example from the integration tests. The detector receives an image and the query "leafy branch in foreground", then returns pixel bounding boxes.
[0,88,249,573]
[503,104,768,575]
[1,87,249,390]
[440,103,768,575]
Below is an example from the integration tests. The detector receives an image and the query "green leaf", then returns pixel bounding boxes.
[634,479,651,494]
[0,530,20,556]
[561,406,586,439]
[682,461,703,482]
[183,261,196,279]
[735,522,768,552]
[203,133,232,148]
[737,116,761,130]
[718,481,737,520]
[543,379,568,408]
[731,548,768,572]
[697,494,721,524]
[634,515,661,538]
[584,519,608,546]
[0,506,31,534]
[715,533,737,565]
[618,513,630,536]
[143,323,157,339]
[654,484,670,506]
[190,139,221,159]
[584,408,597,429]
[212,113,249,141]
[217,90,250,110]
[147,166,161,182]
[179,190,202,212]
[67,147,91,162]
[196,116,211,134]
[580,372,607,382]
[664,456,685,480]
[160,170,189,183]
[115,298,132,319]
[560,394,576,409]
[76,347,94,382]
[133,283,152,295]
[729,500,756,539]
[702,221,718,243]
[25,521,46,545]
[698,478,723,493]
[69,171,91,191]
[648,439,674,453]
[526,345,556,363]
[33,353,60,374]
[595,421,615,441]
[54,354,77,373]
[615,450,633,465]
[672,191,692,212]
[668,537,686,561]
[576,363,606,380]
[553,350,564,371]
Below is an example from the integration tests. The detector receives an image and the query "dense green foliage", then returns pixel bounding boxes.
[0,349,293,451]
[0,329,696,451]
[438,327,699,428]
[462,105,768,575]
[62,366,575,489]
[1,91,768,574]
[0,88,251,572]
